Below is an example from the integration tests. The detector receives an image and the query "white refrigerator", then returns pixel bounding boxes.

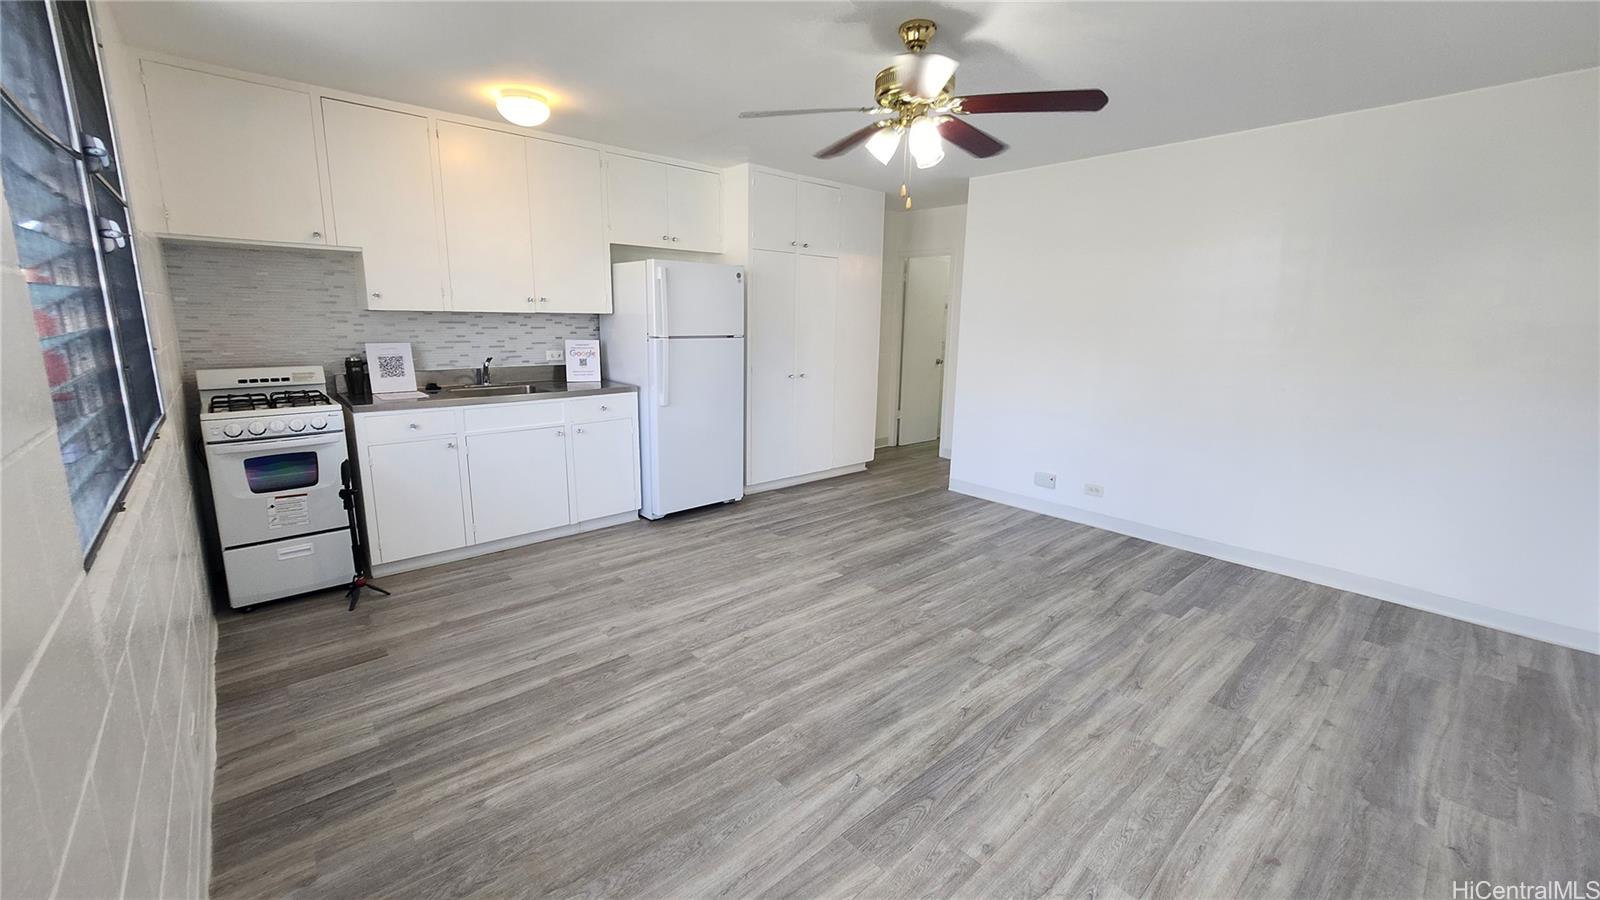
[602,259,746,519]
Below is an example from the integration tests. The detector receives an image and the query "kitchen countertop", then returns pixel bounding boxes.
[336,379,638,412]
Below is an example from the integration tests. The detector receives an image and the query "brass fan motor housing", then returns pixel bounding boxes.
[898,18,937,52]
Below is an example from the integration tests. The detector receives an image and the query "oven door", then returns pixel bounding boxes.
[205,432,348,547]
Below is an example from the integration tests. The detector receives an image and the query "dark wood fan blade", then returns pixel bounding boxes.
[739,107,874,119]
[937,117,1006,158]
[814,123,883,159]
[957,89,1108,114]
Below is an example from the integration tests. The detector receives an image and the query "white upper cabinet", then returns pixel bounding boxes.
[322,100,446,311]
[604,153,721,252]
[795,181,841,256]
[140,62,326,244]
[604,153,669,249]
[665,165,722,252]
[436,121,536,312]
[527,139,610,313]
[749,171,797,252]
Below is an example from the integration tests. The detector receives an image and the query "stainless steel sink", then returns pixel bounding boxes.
[435,383,536,397]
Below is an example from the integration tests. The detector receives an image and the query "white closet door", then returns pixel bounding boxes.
[749,171,797,252]
[795,181,841,256]
[437,121,535,312]
[527,138,610,313]
[746,249,798,484]
[322,100,445,310]
[793,254,838,475]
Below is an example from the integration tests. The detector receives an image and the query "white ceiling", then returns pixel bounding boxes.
[110,2,1599,208]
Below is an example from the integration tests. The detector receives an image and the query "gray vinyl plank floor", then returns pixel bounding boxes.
[210,442,1600,899]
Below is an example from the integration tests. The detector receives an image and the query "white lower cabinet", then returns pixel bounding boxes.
[355,393,641,568]
[466,425,571,543]
[367,437,468,562]
[572,418,640,521]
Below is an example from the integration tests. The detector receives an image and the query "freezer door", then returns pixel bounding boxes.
[648,260,746,337]
[643,337,744,518]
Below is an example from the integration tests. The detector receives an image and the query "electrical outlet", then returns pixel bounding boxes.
[1083,483,1104,498]
[545,349,564,362]
[1033,472,1056,489]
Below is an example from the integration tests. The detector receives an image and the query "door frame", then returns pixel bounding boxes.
[894,251,953,446]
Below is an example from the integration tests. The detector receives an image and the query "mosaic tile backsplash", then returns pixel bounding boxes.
[165,242,600,380]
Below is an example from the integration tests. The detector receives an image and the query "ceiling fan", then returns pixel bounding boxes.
[739,18,1108,207]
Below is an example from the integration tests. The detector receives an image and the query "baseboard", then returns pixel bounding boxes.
[746,464,868,494]
[374,510,640,577]
[949,479,1600,655]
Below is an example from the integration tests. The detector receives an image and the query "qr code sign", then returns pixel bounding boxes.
[376,355,407,379]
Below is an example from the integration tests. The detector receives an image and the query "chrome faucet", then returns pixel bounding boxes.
[476,356,493,385]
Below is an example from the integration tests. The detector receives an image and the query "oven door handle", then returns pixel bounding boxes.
[209,434,344,455]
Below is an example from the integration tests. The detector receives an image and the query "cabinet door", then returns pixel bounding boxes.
[527,139,610,313]
[322,100,445,311]
[572,417,641,521]
[832,185,886,467]
[794,254,838,475]
[437,121,535,312]
[368,438,466,562]
[140,62,325,244]
[466,425,571,542]
[665,165,722,251]
[795,181,841,256]
[749,171,796,252]
[746,249,798,484]
[604,153,668,248]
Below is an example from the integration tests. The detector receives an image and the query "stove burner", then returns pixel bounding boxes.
[209,392,272,413]
[207,389,332,414]
[269,389,332,408]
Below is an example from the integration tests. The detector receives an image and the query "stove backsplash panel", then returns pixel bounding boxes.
[166,242,600,382]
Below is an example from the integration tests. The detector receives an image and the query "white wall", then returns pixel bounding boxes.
[0,9,216,899]
[950,70,1599,651]
[875,203,967,456]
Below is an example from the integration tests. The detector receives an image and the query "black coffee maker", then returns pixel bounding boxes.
[344,355,372,403]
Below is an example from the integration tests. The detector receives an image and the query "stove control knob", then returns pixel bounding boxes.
[309,415,328,430]
[268,420,287,433]
[222,423,244,438]
[246,420,267,436]
[288,418,306,432]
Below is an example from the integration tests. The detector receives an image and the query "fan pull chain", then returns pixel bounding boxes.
[902,146,913,209]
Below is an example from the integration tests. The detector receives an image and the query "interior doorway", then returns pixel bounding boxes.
[896,254,952,446]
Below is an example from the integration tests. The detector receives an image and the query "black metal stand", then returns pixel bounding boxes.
[340,460,389,611]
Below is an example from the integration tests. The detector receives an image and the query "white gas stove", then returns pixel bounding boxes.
[196,366,352,609]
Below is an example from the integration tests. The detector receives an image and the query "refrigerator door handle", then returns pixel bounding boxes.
[654,266,670,337]
[655,339,671,407]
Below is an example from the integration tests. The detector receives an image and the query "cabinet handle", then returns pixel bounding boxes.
[445,441,456,448]
[526,297,535,304]
[671,236,679,242]
[790,241,797,247]
[408,423,420,430]
[575,427,585,434]
[787,373,795,379]
[802,243,809,248]
[371,292,382,299]
[555,430,564,437]
[662,234,671,241]
[312,231,322,239]
[599,405,608,411]
[798,373,807,378]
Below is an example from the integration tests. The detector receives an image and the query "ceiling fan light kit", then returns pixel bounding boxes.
[737,17,1108,205]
